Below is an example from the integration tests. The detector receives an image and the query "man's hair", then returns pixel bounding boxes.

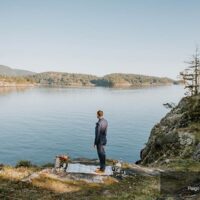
[97,110,103,117]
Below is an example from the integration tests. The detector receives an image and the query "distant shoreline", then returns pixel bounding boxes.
[0,82,179,89]
[0,65,182,88]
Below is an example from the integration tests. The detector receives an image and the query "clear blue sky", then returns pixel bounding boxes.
[0,0,200,78]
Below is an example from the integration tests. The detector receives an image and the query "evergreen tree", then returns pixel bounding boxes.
[180,47,200,96]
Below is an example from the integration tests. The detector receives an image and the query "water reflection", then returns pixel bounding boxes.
[0,87,31,95]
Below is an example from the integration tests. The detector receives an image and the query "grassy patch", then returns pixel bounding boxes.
[31,174,80,193]
[159,159,200,172]
[0,165,160,200]
[0,166,34,180]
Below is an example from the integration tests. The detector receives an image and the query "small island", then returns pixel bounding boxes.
[0,65,178,88]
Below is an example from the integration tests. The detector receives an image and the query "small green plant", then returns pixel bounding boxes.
[41,163,54,168]
[15,160,33,168]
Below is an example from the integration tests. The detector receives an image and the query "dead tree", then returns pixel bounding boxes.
[180,47,200,96]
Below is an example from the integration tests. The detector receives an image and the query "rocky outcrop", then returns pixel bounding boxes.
[139,94,200,165]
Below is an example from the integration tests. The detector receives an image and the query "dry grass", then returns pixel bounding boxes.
[32,174,80,193]
[0,166,34,180]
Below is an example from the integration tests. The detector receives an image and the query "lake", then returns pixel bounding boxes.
[0,85,185,165]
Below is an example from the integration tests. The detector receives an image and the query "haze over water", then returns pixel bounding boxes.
[0,85,184,165]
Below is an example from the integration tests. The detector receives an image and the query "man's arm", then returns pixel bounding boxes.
[94,122,101,146]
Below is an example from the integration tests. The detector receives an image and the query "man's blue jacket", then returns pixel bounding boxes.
[94,118,108,146]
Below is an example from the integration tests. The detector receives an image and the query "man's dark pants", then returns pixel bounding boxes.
[97,144,106,170]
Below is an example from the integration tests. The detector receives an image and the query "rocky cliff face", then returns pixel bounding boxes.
[139,94,200,165]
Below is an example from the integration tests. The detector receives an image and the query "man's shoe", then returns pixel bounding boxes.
[95,168,105,173]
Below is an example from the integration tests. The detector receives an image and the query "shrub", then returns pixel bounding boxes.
[15,160,33,168]
[41,163,54,168]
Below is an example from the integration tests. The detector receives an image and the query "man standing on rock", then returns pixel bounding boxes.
[94,110,108,173]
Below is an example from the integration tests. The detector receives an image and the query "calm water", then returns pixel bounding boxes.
[0,85,184,165]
